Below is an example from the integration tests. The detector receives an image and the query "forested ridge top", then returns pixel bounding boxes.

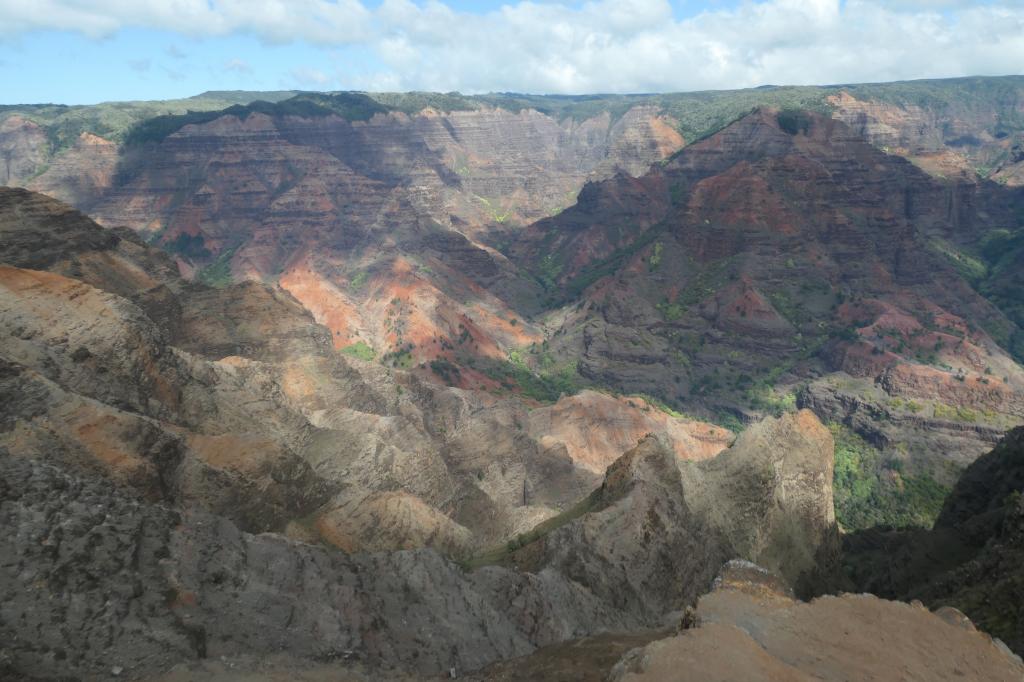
[4,74,1023,151]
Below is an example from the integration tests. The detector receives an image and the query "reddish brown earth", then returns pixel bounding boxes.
[527,390,733,473]
[3,84,1022,394]
[41,104,675,369]
[510,108,1024,483]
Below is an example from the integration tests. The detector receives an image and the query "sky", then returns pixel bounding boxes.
[0,0,1022,104]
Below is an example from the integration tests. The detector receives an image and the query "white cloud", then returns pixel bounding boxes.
[0,0,372,44]
[1,0,1023,93]
[352,0,1024,93]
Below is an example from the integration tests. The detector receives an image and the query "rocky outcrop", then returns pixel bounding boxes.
[0,186,181,299]
[0,265,191,420]
[506,410,839,623]
[879,363,1024,418]
[0,449,624,680]
[314,490,475,557]
[0,405,844,681]
[171,280,335,361]
[520,434,727,623]
[678,410,840,596]
[608,560,1024,681]
[0,194,545,550]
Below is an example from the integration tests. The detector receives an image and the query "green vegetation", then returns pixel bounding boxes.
[648,242,663,270]
[777,109,813,135]
[471,84,831,140]
[679,258,735,307]
[0,91,297,153]
[558,225,662,301]
[349,270,368,290]
[930,238,988,284]
[981,228,1024,264]
[887,397,924,413]
[366,91,478,114]
[650,85,831,145]
[382,343,415,369]
[123,92,389,145]
[932,402,995,424]
[652,256,736,322]
[340,340,375,361]
[473,194,513,223]
[657,299,684,321]
[477,351,583,403]
[429,357,462,383]
[536,253,564,291]
[843,76,1024,134]
[6,75,1024,164]
[474,92,665,129]
[166,232,211,261]
[196,246,238,288]
[745,386,797,416]
[909,221,1024,363]
[919,226,1024,363]
[711,412,746,434]
[830,423,950,530]
[974,228,1024,362]
[768,289,809,327]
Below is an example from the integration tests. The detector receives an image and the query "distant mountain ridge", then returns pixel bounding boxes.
[5,74,1024,161]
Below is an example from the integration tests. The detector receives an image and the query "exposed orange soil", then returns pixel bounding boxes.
[70,411,151,473]
[279,259,360,348]
[528,390,733,474]
[186,433,285,475]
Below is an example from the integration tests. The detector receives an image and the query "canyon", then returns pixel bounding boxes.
[1,76,1024,680]
[0,192,841,676]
